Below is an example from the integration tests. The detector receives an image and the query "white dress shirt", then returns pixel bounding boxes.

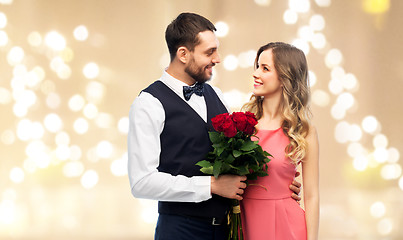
[128,70,230,203]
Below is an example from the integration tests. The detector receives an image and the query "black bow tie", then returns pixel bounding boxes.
[183,82,204,101]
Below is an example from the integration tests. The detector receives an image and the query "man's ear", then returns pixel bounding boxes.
[177,46,189,64]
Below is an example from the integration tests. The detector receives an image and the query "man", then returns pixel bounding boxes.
[128,12,301,240]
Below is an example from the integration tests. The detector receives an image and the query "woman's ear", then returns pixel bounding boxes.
[177,46,189,64]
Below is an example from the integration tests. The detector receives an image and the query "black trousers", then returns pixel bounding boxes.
[155,214,228,240]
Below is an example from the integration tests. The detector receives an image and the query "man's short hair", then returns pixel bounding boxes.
[165,12,216,61]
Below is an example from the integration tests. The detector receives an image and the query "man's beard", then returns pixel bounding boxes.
[185,57,213,83]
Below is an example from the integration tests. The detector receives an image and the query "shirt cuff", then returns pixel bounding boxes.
[193,176,212,202]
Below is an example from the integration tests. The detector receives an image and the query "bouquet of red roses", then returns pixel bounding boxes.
[196,111,271,240]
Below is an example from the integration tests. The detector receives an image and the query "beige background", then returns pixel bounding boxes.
[0,0,402,239]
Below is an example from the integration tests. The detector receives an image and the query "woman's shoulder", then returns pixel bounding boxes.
[306,124,319,144]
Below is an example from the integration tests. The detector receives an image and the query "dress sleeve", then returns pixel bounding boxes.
[127,91,212,202]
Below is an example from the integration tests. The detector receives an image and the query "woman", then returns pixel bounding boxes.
[241,42,319,240]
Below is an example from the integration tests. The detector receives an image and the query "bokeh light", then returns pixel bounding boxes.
[46,92,61,109]
[238,50,256,68]
[83,62,99,79]
[69,145,82,161]
[110,153,128,177]
[73,118,89,134]
[283,9,298,24]
[362,115,379,134]
[387,147,400,163]
[80,170,99,189]
[0,30,8,46]
[45,31,66,51]
[138,199,158,224]
[312,90,330,107]
[223,55,238,71]
[309,14,325,31]
[370,201,385,218]
[377,218,393,236]
[381,164,402,180]
[373,134,388,148]
[399,176,403,191]
[315,0,331,7]
[73,25,89,41]
[83,103,98,119]
[96,140,113,158]
[215,21,229,37]
[7,46,24,65]
[44,113,63,133]
[362,0,390,14]
[373,147,388,163]
[117,117,129,134]
[1,129,16,145]
[0,12,7,28]
[86,81,105,103]
[27,31,42,47]
[325,48,343,68]
[9,167,24,183]
[311,33,326,49]
[63,161,84,177]
[223,90,251,110]
[254,0,271,6]
[0,0,13,4]
[289,0,311,13]
[95,112,114,129]
[0,87,12,104]
[292,39,310,55]
[353,155,369,171]
[69,94,86,112]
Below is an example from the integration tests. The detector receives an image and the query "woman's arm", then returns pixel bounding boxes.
[302,125,320,240]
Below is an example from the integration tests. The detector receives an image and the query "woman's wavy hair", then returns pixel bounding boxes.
[242,42,312,164]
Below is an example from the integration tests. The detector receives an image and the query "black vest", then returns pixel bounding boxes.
[142,80,230,221]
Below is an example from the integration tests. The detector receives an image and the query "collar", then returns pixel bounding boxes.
[160,70,198,98]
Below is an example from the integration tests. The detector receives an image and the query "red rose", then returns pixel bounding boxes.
[244,112,258,135]
[222,115,237,138]
[212,113,229,132]
[231,112,248,132]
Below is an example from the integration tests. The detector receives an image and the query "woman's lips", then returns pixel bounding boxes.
[254,81,263,87]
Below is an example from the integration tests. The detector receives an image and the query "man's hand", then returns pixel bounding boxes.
[290,171,302,201]
[211,175,247,200]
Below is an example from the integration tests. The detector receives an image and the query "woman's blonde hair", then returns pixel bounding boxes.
[242,42,312,164]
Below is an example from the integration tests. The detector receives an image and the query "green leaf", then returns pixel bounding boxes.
[240,140,258,151]
[232,150,242,158]
[226,154,235,163]
[238,165,250,175]
[195,160,212,168]
[209,131,221,144]
[217,146,225,156]
[200,166,213,175]
[213,160,222,178]
[221,162,231,173]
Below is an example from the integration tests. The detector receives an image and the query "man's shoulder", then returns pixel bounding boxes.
[204,83,224,98]
[142,80,164,92]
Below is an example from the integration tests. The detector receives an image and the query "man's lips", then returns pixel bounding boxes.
[206,65,214,73]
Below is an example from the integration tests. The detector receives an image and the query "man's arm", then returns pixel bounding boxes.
[128,92,211,202]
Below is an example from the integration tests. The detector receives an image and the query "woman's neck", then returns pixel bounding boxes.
[258,95,283,130]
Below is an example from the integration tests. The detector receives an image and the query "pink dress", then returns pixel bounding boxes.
[241,128,307,240]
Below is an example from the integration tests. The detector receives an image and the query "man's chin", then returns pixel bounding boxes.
[195,74,212,83]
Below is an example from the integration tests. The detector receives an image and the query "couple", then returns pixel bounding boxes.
[128,12,319,240]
